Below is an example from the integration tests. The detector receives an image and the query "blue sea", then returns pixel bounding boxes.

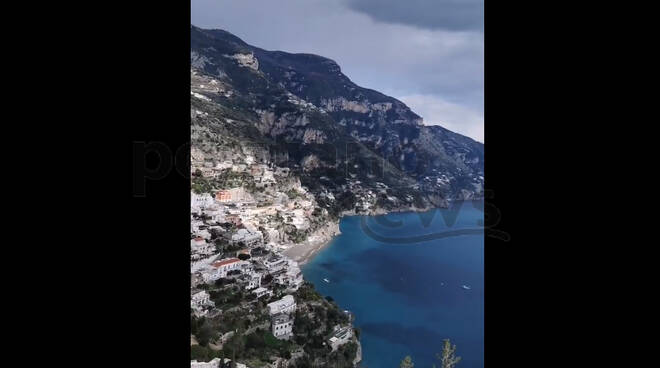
[302,200,484,367]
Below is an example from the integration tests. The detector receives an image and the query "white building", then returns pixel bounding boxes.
[328,326,353,351]
[191,358,247,368]
[231,229,263,247]
[191,219,203,232]
[267,295,296,315]
[276,261,303,291]
[191,254,217,274]
[191,358,221,368]
[199,268,220,283]
[252,287,272,299]
[231,164,247,172]
[203,205,225,223]
[244,272,262,290]
[262,254,287,273]
[216,161,233,170]
[191,237,215,259]
[191,192,214,211]
[209,258,244,279]
[191,290,214,317]
[265,229,281,245]
[191,237,206,247]
[257,169,276,186]
[191,290,211,305]
[271,313,293,340]
[288,209,307,230]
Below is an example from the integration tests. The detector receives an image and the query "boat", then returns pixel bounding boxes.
[461,285,471,290]
[323,278,330,283]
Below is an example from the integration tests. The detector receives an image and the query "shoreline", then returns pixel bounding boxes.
[282,206,439,266]
[287,200,485,266]
[283,221,340,265]
[282,200,483,367]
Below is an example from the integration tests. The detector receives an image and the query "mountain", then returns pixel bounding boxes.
[190,25,483,216]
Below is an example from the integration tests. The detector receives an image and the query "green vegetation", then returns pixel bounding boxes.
[209,285,251,312]
[192,177,214,194]
[191,316,218,346]
[191,281,357,366]
[400,355,414,368]
[295,282,322,302]
[286,189,300,200]
[193,275,354,365]
[285,226,306,244]
[216,170,253,190]
[191,344,221,362]
[327,342,358,368]
[435,339,461,368]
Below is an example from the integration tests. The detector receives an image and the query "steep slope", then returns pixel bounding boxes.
[191,25,483,215]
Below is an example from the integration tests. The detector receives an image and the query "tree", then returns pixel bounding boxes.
[191,345,212,361]
[195,322,215,346]
[400,355,414,368]
[436,339,461,368]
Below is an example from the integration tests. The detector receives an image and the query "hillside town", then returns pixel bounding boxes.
[190,150,361,368]
[187,20,486,367]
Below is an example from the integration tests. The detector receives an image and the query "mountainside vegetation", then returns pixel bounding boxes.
[191,25,484,217]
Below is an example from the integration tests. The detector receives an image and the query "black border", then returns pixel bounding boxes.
[39,1,627,365]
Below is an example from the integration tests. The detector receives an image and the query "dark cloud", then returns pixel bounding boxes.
[345,0,483,31]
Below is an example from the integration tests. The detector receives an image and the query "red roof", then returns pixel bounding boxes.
[212,258,240,268]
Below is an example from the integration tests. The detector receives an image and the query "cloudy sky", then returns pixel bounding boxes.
[191,0,484,142]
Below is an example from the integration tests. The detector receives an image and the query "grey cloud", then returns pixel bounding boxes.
[344,0,483,31]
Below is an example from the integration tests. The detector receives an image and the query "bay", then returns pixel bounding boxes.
[302,200,484,367]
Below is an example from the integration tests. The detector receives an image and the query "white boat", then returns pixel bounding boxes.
[461,285,471,290]
[323,278,330,283]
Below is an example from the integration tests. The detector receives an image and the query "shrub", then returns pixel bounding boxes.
[191,345,213,362]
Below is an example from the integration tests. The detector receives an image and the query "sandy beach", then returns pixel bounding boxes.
[284,206,444,265]
[283,221,340,265]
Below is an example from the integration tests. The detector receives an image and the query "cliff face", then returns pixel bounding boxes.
[191,25,483,214]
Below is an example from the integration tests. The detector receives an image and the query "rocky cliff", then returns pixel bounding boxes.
[191,25,483,216]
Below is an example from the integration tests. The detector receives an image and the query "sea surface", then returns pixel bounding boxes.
[302,200,484,367]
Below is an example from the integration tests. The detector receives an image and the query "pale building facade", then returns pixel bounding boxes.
[267,295,296,315]
[271,313,293,340]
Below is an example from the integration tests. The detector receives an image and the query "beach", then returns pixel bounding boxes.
[283,221,340,265]
[284,206,440,265]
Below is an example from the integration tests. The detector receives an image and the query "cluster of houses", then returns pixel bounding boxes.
[190,155,341,366]
[190,152,319,245]
[194,157,286,190]
[191,249,303,292]
[191,185,316,249]
[190,156,315,297]
[190,162,307,339]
